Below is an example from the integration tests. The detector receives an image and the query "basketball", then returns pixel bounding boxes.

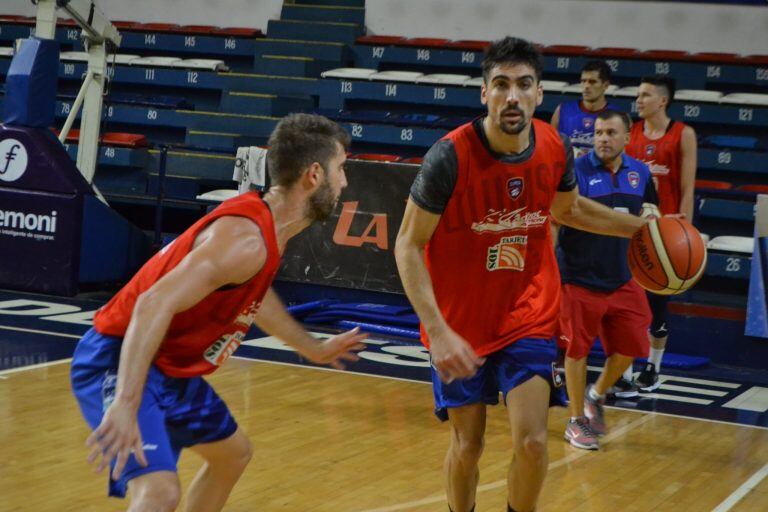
[628,218,708,295]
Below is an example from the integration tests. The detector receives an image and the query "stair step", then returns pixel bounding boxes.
[253,37,348,61]
[281,4,366,25]
[266,19,363,44]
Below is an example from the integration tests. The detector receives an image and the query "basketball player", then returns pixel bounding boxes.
[626,75,697,391]
[70,114,367,512]
[557,110,656,450]
[550,60,616,157]
[395,37,648,512]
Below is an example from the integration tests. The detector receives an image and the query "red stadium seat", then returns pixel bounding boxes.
[638,50,691,62]
[356,35,406,46]
[132,23,182,33]
[57,17,78,27]
[445,40,491,52]
[401,157,423,165]
[179,25,220,35]
[737,184,768,194]
[52,129,149,148]
[695,179,733,190]
[111,20,139,30]
[101,133,149,148]
[399,37,450,48]
[542,45,592,56]
[588,47,640,59]
[352,153,402,162]
[0,15,35,25]
[213,27,263,37]
[689,52,744,64]
[744,54,768,66]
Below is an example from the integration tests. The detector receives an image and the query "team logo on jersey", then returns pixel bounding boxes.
[627,171,640,188]
[487,235,527,271]
[582,117,594,129]
[471,207,547,234]
[506,177,524,199]
[645,144,656,156]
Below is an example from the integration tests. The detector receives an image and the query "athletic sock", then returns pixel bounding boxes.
[622,366,634,381]
[649,348,665,372]
[588,386,605,401]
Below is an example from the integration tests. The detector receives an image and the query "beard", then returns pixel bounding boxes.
[498,107,527,135]
[307,179,338,221]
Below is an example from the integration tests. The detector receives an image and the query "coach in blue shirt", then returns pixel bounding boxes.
[557,109,657,450]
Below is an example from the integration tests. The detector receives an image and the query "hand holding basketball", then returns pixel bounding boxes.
[628,217,707,295]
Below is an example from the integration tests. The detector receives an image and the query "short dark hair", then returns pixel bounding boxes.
[266,113,350,188]
[582,60,612,82]
[640,75,676,104]
[596,109,631,132]
[482,36,543,83]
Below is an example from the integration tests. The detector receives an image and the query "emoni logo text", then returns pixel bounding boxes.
[0,210,58,233]
[0,139,29,182]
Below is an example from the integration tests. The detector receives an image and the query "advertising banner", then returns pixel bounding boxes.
[278,160,417,294]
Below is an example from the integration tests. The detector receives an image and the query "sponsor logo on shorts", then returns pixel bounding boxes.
[486,235,527,271]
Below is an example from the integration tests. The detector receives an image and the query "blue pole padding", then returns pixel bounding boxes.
[3,38,59,128]
[745,232,768,338]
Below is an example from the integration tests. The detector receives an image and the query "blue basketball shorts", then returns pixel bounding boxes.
[430,337,567,421]
[70,328,238,497]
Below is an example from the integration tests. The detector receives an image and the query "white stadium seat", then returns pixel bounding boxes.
[675,89,723,103]
[171,59,228,71]
[720,93,768,106]
[321,68,378,79]
[707,236,754,255]
[463,76,485,87]
[59,51,89,62]
[539,80,568,92]
[196,189,239,202]
[415,73,472,85]
[129,56,183,68]
[612,86,639,98]
[369,70,424,83]
[111,54,141,65]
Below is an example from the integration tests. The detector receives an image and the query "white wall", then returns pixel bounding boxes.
[365,0,768,55]
[3,0,283,31]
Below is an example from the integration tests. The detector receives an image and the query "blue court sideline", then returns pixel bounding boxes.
[1,289,767,429]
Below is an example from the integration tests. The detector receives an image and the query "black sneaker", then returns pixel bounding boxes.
[636,362,661,392]
[608,377,639,398]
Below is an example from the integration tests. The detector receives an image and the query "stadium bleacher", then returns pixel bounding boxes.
[0,2,765,310]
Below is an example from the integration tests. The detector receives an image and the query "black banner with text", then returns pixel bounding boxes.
[278,160,418,294]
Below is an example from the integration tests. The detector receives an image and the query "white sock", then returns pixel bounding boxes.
[588,386,605,401]
[623,366,634,381]
[649,348,665,372]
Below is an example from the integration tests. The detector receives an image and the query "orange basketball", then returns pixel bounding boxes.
[628,218,707,295]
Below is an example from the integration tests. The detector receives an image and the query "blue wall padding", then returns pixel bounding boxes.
[746,235,768,338]
[3,38,60,128]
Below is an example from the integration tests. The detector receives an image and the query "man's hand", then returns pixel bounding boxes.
[85,399,148,481]
[429,328,485,383]
[306,327,368,370]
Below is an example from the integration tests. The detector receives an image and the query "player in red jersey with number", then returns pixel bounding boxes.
[625,75,698,392]
[395,37,648,512]
[70,114,366,512]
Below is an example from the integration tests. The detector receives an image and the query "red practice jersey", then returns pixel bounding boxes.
[626,120,686,215]
[94,192,281,377]
[420,119,573,356]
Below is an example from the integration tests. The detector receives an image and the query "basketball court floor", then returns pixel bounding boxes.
[1,289,767,511]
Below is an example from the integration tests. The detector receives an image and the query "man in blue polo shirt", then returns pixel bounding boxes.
[557,109,657,450]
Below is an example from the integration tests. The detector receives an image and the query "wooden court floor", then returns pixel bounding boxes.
[1,357,766,511]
